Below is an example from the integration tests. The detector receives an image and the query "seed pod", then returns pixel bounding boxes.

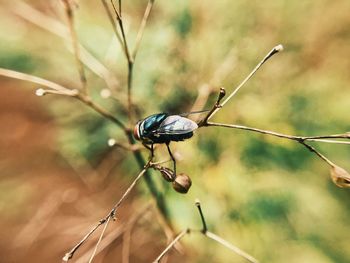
[153,165,176,182]
[330,165,350,188]
[172,173,192,194]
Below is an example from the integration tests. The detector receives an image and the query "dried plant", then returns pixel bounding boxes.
[1,1,349,262]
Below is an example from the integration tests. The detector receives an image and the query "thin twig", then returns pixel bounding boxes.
[0,69,127,131]
[153,229,190,263]
[198,87,226,127]
[63,222,104,262]
[88,216,111,263]
[9,1,120,93]
[63,164,150,261]
[0,67,76,95]
[101,0,124,47]
[300,142,335,167]
[303,138,350,145]
[195,199,207,233]
[206,122,299,140]
[127,61,134,122]
[207,44,284,121]
[132,0,155,59]
[110,0,134,122]
[206,122,336,167]
[75,224,125,263]
[110,162,151,214]
[303,133,350,140]
[110,0,132,63]
[205,231,259,263]
[154,200,259,263]
[74,203,152,263]
[62,0,88,94]
[75,93,127,131]
[196,200,258,263]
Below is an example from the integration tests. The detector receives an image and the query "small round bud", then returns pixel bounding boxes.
[275,44,284,52]
[195,198,200,206]
[100,88,111,99]
[35,88,45,96]
[108,138,116,147]
[172,173,192,194]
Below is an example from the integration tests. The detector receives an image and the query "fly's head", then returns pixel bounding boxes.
[133,121,154,144]
[133,121,141,141]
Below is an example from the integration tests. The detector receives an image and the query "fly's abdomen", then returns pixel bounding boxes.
[148,131,194,144]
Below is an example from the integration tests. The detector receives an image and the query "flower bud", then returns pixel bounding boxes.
[172,173,192,194]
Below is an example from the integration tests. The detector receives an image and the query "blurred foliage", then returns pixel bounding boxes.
[1,0,350,262]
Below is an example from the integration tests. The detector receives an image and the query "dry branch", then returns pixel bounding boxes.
[197,44,350,188]
[132,0,155,59]
[74,203,152,263]
[0,68,76,95]
[153,229,189,263]
[201,45,283,123]
[9,1,120,93]
[63,164,151,261]
[153,200,258,263]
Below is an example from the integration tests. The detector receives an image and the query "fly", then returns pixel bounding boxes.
[133,110,207,175]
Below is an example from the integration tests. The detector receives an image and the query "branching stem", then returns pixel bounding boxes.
[153,200,259,263]
[206,122,336,167]
[153,229,190,263]
[101,0,123,47]
[207,45,283,121]
[75,93,127,132]
[63,163,151,261]
[87,216,111,263]
[132,0,155,59]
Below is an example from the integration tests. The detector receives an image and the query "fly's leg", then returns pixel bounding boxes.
[150,143,154,159]
[166,143,176,176]
[143,143,154,159]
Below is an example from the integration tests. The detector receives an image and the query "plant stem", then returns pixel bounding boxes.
[208,45,283,121]
[132,0,155,59]
[153,229,190,263]
[206,122,336,167]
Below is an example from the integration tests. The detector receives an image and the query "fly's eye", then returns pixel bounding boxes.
[133,123,140,140]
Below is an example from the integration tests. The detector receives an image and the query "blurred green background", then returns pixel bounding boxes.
[0,0,350,262]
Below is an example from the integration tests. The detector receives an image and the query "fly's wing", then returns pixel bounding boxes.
[179,109,209,117]
[155,115,198,135]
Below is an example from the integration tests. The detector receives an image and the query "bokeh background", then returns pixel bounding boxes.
[1,0,350,262]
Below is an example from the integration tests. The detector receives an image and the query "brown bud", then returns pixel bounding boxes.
[330,165,350,188]
[154,165,176,182]
[172,173,192,194]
